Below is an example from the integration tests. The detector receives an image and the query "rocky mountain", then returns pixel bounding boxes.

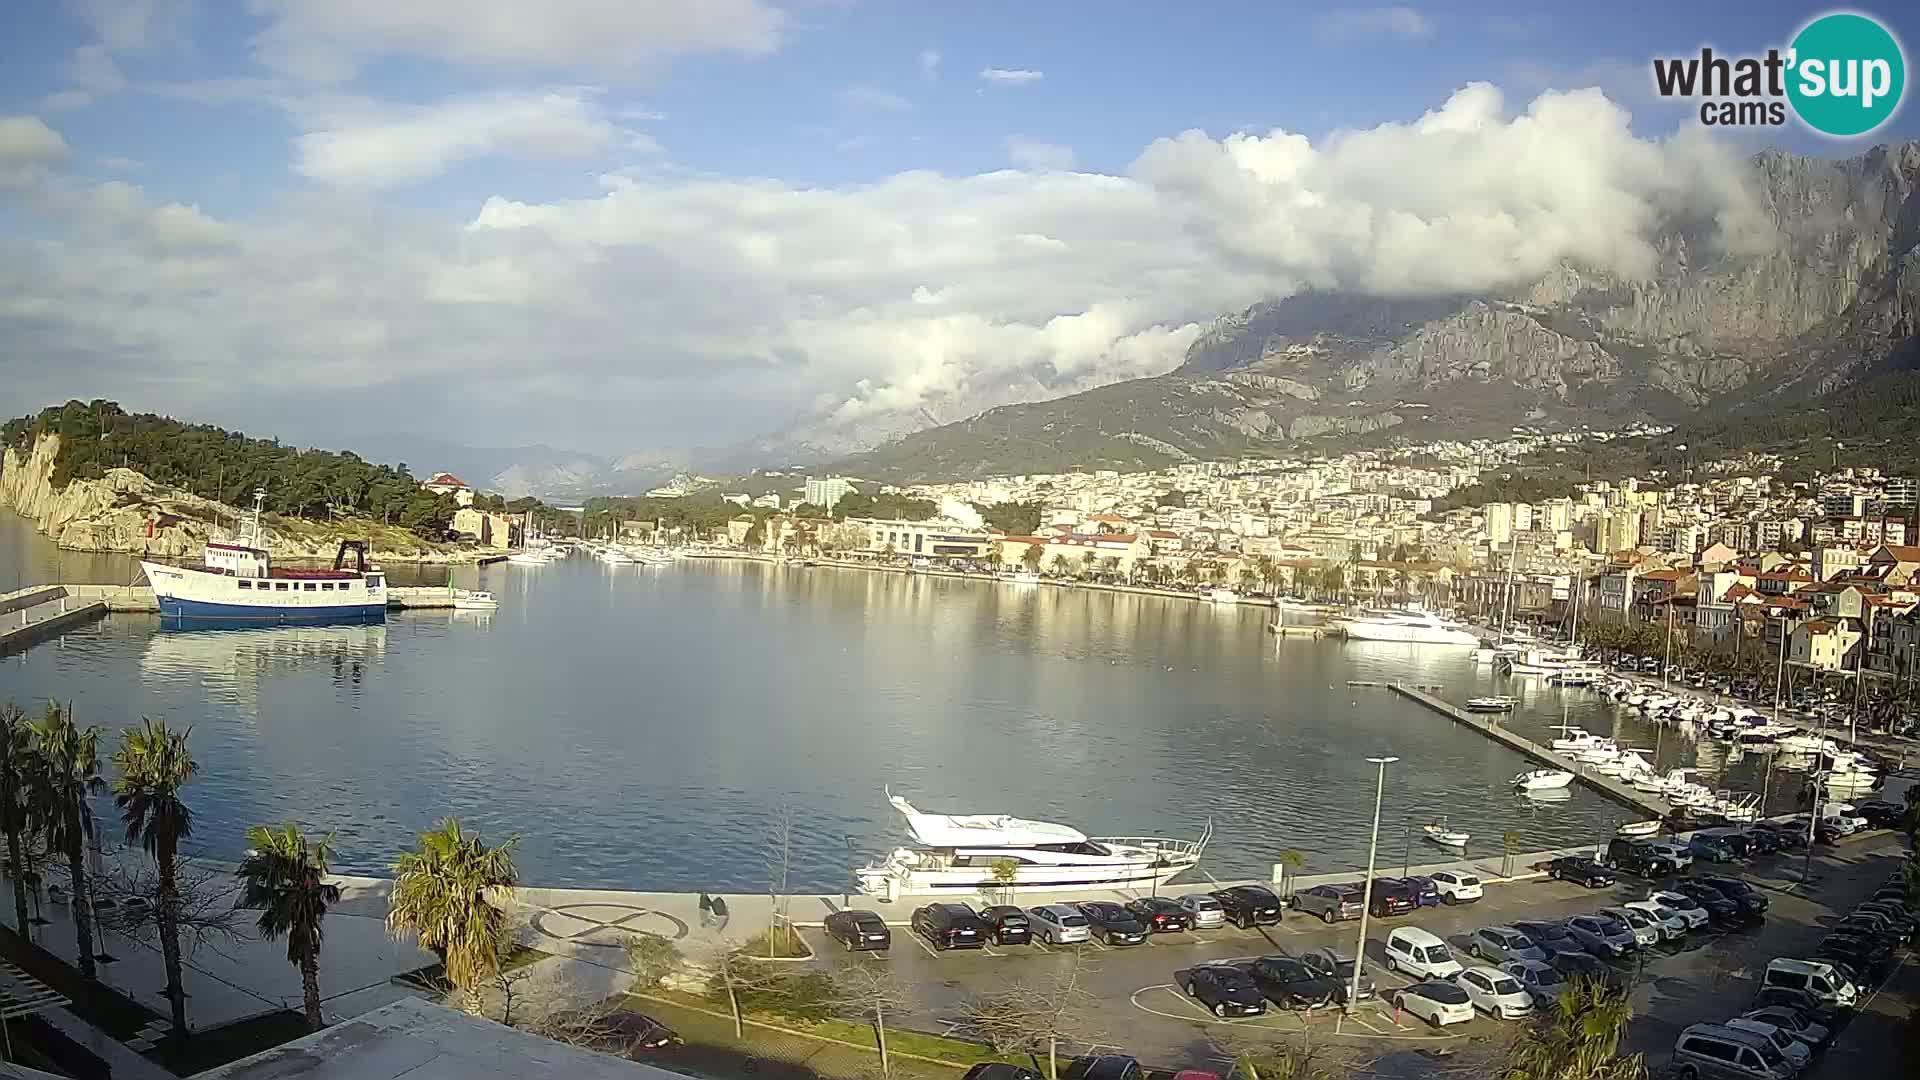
[834,142,1920,482]
[347,433,685,503]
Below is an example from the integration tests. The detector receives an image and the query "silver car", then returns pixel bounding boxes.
[1563,915,1636,958]
[1176,892,1226,929]
[1468,925,1546,963]
[1027,904,1091,944]
[1597,907,1661,949]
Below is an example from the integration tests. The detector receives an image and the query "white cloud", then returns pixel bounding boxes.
[43,44,129,110]
[919,49,941,79]
[1316,6,1433,40]
[0,84,1767,453]
[837,85,912,113]
[290,90,629,189]
[246,0,785,82]
[70,0,194,52]
[1004,136,1075,171]
[980,68,1045,86]
[0,116,73,188]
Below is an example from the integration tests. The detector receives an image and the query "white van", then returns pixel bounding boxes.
[1384,927,1463,980]
[1761,959,1857,1008]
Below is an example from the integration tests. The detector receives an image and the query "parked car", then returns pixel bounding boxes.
[1564,914,1637,958]
[1294,946,1373,1002]
[1383,927,1464,980]
[911,903,989,950]
[1748,987,1841,1029]
[1666,881,1744,922]
[1176,892,1227,929]
[1400,876,1442,908]
[582,1010,680,1054]
[1393,980,1475,1028]
[963,1066,1044,1080]
[1849,799,1906,828]
[977,905,1032,946]
[1547,948,1618,988]
[1641,838,1696,868]
[1455,965,1535,1020]
[1173,964,1268,1018]
[1606,838,1685,877]
[1693,876,1770,919]
[1623,898,1691,941]
[1070,1056,1143,1080]
[1739,1006,1832,1051]
[1075,902,1149,946]
[1238,955,1340,1010]
[1853,901,1917,941]
[1688,834,1743,864]
[1429,869,1484,904]
[1124,896,1190,933]
[1512,919,1583,958]
[1700,829,1756,860]
[1722,1019,1813,1069]
[1761,958,1857,1008]
[1501,958,1570,1009]
[1815,931,1895,981]
[1596,906,1662,949]
[1027,904,1091,945]
[1645,889,1714,929]
[1672,1023,1797,1080]
[1290,884,1364,924]
[1545,856,1615,888]
[1364,878,1418,917]
[1468,925,1546,963]
[824,909,893,952]
[1210,885,1284,929]
[1747,822,1807,850]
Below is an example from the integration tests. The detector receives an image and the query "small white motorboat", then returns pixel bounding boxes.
[1465,696,1517,712]
[452,590,499,611]
[1616,820,1662,838]
[1513,769,1575,791]
[1423,822,1470,847]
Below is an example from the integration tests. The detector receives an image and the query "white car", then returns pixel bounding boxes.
[1026,904,1090,944]
[1724,1019,1814,1069]
[1394,980,1475,1027]
[1641,840,1693,868]
[1647,891,1712,930]
[1384,927,1464,980]
[1429,870,1484,904]
[1175,893,1226,930]
[1623,899,1690,940]
[1455,965,1534,1020]
[1597,906,1661,949]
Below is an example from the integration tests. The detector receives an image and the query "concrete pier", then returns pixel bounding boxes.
[1390,683,1674,819]
[0,586,110,655]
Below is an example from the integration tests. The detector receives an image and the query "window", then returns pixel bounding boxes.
[1737,1049,1762,1069]
[238,580,252,589]
[304,583,318,591]
[1769,970,1808,990]
[275,582,290,591]
[320,582,333,590]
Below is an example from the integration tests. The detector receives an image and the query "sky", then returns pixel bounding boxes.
[1,1,1916,461]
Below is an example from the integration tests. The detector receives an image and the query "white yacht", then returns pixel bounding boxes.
[1208,588,1241,604]
[853,791,1210,900]
[1338,609,1479,646]
[1512,769,1575,790]
[1501,648,1606,678]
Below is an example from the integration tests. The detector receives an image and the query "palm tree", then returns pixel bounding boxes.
[237,824,342,1030]
[386,818,520,1012]
[1274,849,1305,899]
[1501,974,1647,1080]
[30,702,105,978]
[0,703,39,936]
[111,717,198,1037]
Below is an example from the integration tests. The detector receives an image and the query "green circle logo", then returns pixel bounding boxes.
[1787,12,1906,136]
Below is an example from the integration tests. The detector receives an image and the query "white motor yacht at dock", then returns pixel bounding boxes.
[854,790,1210,900]
[1335,608,1479,645]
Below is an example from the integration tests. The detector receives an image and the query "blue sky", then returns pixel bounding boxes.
[1,2,1916,457]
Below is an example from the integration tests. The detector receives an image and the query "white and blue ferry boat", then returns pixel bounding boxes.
[141,491,387,625]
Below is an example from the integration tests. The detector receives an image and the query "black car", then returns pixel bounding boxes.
[1750,986,1842,1028]
[1237,956,1340,1010]
[1850,800,1907,828]
[1691,875,1769,919]
[1210,885,1284,929]
[1364,878,1417,917]
[573,1010,681,1055]
[1173,964,1269,1017]
[1546,949,1619,988]
[963,1066,1044,1080]
[1738,828,1781,856]
[1293,946,1374,1002]
[977,905,1032,946]
[1665,880,1742,922]
[1749,821,1808,850]
[1068,1056,1143,1080]
[1124,896,1191,933]
[911,903,990,950]
[1604,839,1682,878]
[1545,856,1615,888]
[824,909,893,952]
[1817,932,1896,980]
[1512,919,1583,957]
[1854,901,1918,941]
[1075,902,1149,946]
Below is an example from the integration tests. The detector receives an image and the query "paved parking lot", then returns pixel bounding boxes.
[801,836,1913,1074]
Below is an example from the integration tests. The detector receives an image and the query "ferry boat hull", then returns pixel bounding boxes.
[138,492,388,627]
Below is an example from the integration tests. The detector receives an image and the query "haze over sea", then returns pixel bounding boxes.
[6,510,1795,894]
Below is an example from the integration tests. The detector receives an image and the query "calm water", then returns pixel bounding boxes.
[2,510,1795,892]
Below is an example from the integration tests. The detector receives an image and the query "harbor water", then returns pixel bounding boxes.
[1,510,1806,892]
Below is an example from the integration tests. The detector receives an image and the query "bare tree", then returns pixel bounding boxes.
[624,931,682,990]
[959,951,1105,1080]
[830,963,910,1079]
[765,802,796,957]
[94,854,244,962]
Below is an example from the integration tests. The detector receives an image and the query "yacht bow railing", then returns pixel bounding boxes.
[1097,818,1214,859]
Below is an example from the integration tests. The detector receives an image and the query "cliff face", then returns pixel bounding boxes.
[0,434,471,561]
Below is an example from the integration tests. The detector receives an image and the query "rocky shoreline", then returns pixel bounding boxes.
[0,434,496,565]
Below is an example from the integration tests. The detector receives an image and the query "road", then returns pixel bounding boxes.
[800,835,1914,1076]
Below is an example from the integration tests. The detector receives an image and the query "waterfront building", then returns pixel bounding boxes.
[1790,618,1862,672]
[421,472,474,506]
[803,476,855,511]
[857,517,995,559]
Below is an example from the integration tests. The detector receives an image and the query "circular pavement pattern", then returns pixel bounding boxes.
[532,903,691,949]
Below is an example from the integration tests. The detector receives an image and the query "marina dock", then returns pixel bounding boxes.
[1390,683,1674,819]
[0,585,110,654]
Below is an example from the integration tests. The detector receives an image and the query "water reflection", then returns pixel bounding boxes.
[141,624,388,703]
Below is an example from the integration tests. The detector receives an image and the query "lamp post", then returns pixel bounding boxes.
[1348,755,1398,1012]
[843,835,857,908]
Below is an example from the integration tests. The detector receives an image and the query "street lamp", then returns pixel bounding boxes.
[842,835,858,908]
[1348,755,1398,1012]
